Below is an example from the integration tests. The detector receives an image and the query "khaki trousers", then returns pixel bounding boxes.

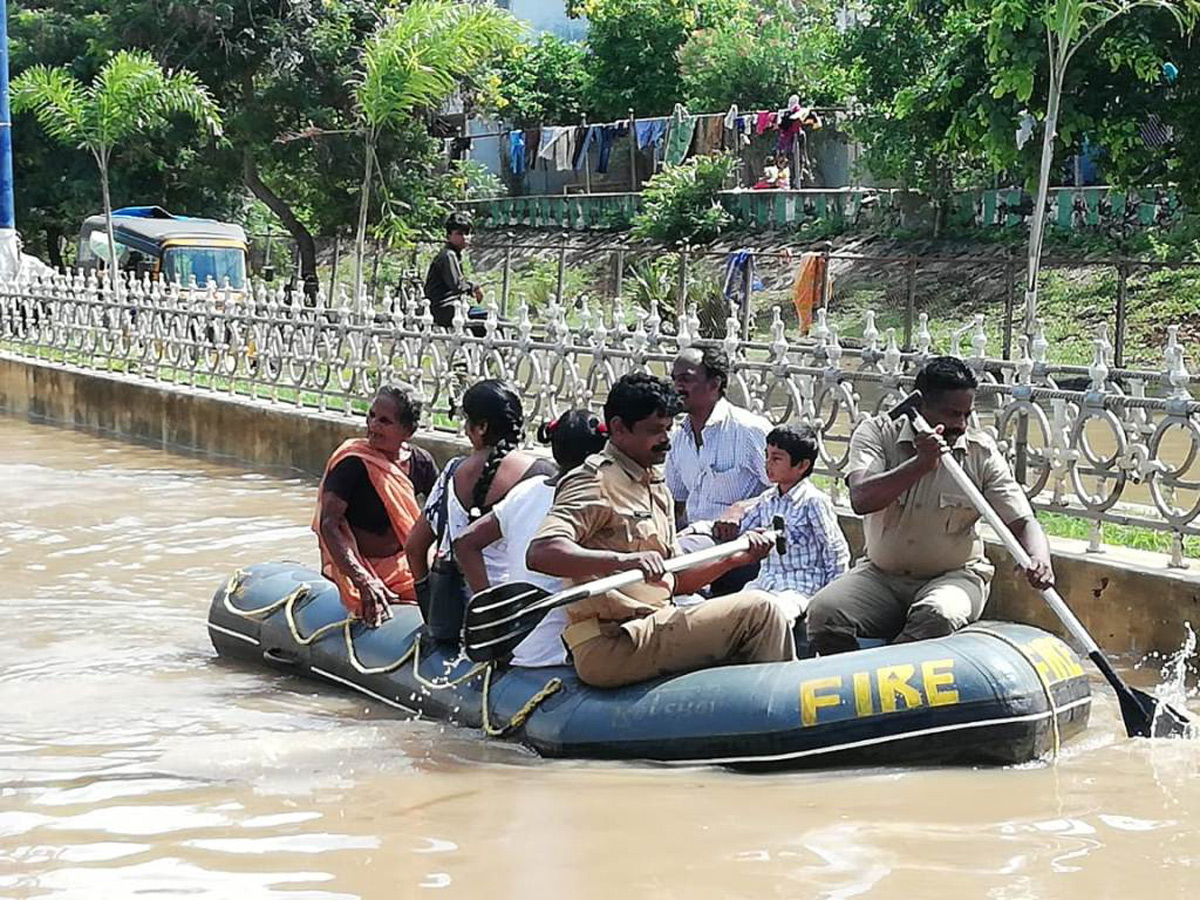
[569,590,796,689]
[805,561,989,655]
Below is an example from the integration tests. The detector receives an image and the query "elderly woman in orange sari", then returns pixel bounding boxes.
[314,386,430,627]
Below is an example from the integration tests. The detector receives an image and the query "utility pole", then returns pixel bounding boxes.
[0,0,18,279]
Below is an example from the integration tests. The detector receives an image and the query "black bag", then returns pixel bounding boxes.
[424,458,471,645]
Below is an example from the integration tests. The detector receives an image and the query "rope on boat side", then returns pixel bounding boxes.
[409,633,490,690]
[481,663,564,738]
[965,626,1062,759]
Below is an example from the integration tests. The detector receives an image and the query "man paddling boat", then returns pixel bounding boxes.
[525,373,795,688]
[806,357,1055,654]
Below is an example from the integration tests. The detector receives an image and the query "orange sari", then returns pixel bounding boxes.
[313,439,422,616]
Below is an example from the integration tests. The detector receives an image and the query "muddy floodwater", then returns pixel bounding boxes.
[2,416,1199,899]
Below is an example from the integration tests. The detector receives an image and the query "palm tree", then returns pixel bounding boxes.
[351,0,520,305]
[12,50,222,290]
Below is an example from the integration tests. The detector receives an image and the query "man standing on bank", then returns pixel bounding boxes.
[424,212,484,329]
[805,356,1055,655]
[526,372,795,689]
[667,346,773,595]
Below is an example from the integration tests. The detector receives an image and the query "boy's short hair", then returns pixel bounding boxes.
[445,211,473,234]
[767,424,818,471]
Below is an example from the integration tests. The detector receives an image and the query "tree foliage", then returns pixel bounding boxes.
[678,0,848,112]
[492,34,594,126]
[570,0,739,119]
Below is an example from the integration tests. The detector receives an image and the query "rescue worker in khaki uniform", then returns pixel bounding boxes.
[527,372,795,688]
[806,356,1055,655]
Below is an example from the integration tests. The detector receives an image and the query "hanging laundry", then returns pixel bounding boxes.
[755,110,774,135]
[596,123,628,174]
[722,250,765,308]
[724,104,739,130]
[664,103,696,166]
[792,252,826,335]
[556,128,577,171]
[635,117,668,149]
[735,116,752,147]
[537,125,569,163]
[525,127,541,162]
[509,130,526,176]
[573,125,599,171]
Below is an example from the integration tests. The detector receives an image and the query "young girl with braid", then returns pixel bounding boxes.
[406,380,556,625]
[455,409,609,666]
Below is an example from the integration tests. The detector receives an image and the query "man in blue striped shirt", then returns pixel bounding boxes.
[714,425,850,623]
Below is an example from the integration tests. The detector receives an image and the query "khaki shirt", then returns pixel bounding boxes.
[846,415,1034,580]
[533,444,681,621]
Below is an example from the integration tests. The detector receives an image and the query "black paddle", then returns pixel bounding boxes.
[889,390,1193,739]
[464,516,787,663]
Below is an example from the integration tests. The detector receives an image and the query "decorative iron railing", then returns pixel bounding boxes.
[2,269,1198,567]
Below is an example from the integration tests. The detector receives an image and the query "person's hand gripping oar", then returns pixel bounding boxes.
[463,516,788,663]
[888,390,1193,739]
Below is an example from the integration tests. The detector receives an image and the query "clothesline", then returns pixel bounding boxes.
[460,105,847,141]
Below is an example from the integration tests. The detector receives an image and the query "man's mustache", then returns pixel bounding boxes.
[653,441,671,454]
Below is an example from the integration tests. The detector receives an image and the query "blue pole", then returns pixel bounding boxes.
[0,0,15,232]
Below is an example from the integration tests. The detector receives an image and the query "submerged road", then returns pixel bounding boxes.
[1,415,1198,898]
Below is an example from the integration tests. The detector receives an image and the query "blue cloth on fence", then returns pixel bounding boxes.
[636,118,668,149]
[509,130,526,176]
[722,250,764,306]
[596,124,628,173]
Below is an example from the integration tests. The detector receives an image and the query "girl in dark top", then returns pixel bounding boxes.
[314,385,432,626]
[405,379,556,614]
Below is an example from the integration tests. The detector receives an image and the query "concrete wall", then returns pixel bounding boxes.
[3,353,1198,656]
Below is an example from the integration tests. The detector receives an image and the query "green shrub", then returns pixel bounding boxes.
[632,152,737,244]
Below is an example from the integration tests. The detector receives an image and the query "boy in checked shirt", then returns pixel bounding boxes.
[713,425,850,625]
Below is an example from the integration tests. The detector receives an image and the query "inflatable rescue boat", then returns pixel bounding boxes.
[207,562,1092,769]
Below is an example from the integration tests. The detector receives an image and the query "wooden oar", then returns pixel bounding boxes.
[889,390,1193,739]
[464,517,786,663]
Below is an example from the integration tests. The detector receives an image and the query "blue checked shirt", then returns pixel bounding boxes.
[739,479,850,598]
[666,398,772,525]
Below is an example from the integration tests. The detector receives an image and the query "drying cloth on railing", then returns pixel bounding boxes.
[792,252,826,335]
[573,125,599,171]
[635,118,668,149]
[722,250,764,306]
[665,104,696,166]
[596,124,628,173]
[509,130,526,176]
[537,126,570,168]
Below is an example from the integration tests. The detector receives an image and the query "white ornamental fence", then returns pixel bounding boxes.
[2,270,1199,567]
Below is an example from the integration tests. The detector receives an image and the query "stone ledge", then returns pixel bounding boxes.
[3,352,1197,655]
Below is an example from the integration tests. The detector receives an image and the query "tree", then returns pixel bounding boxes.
[984,0,1200,330]
[571,0,739,119]
[493,34,594,126]
[350,0,520,303]
[678,0,848,113]
[12,50,221,290]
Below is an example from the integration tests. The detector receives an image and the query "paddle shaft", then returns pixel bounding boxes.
[469,525,783,641]
[907,410,1101,655]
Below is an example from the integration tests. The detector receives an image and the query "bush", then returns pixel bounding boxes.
[632,152,737,244]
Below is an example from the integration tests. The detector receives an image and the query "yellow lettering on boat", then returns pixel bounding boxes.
[800,676,843,726]
[921,659,959,706]
[1038,637,1085,680]
[853,670,874,716]
[877,664,922,712]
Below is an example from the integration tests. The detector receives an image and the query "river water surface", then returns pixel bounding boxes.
[2,415,1199,899]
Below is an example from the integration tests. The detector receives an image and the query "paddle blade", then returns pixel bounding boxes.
[464,581,552,663]
[1121,685,1194,739]
[1090,650,1195,739]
